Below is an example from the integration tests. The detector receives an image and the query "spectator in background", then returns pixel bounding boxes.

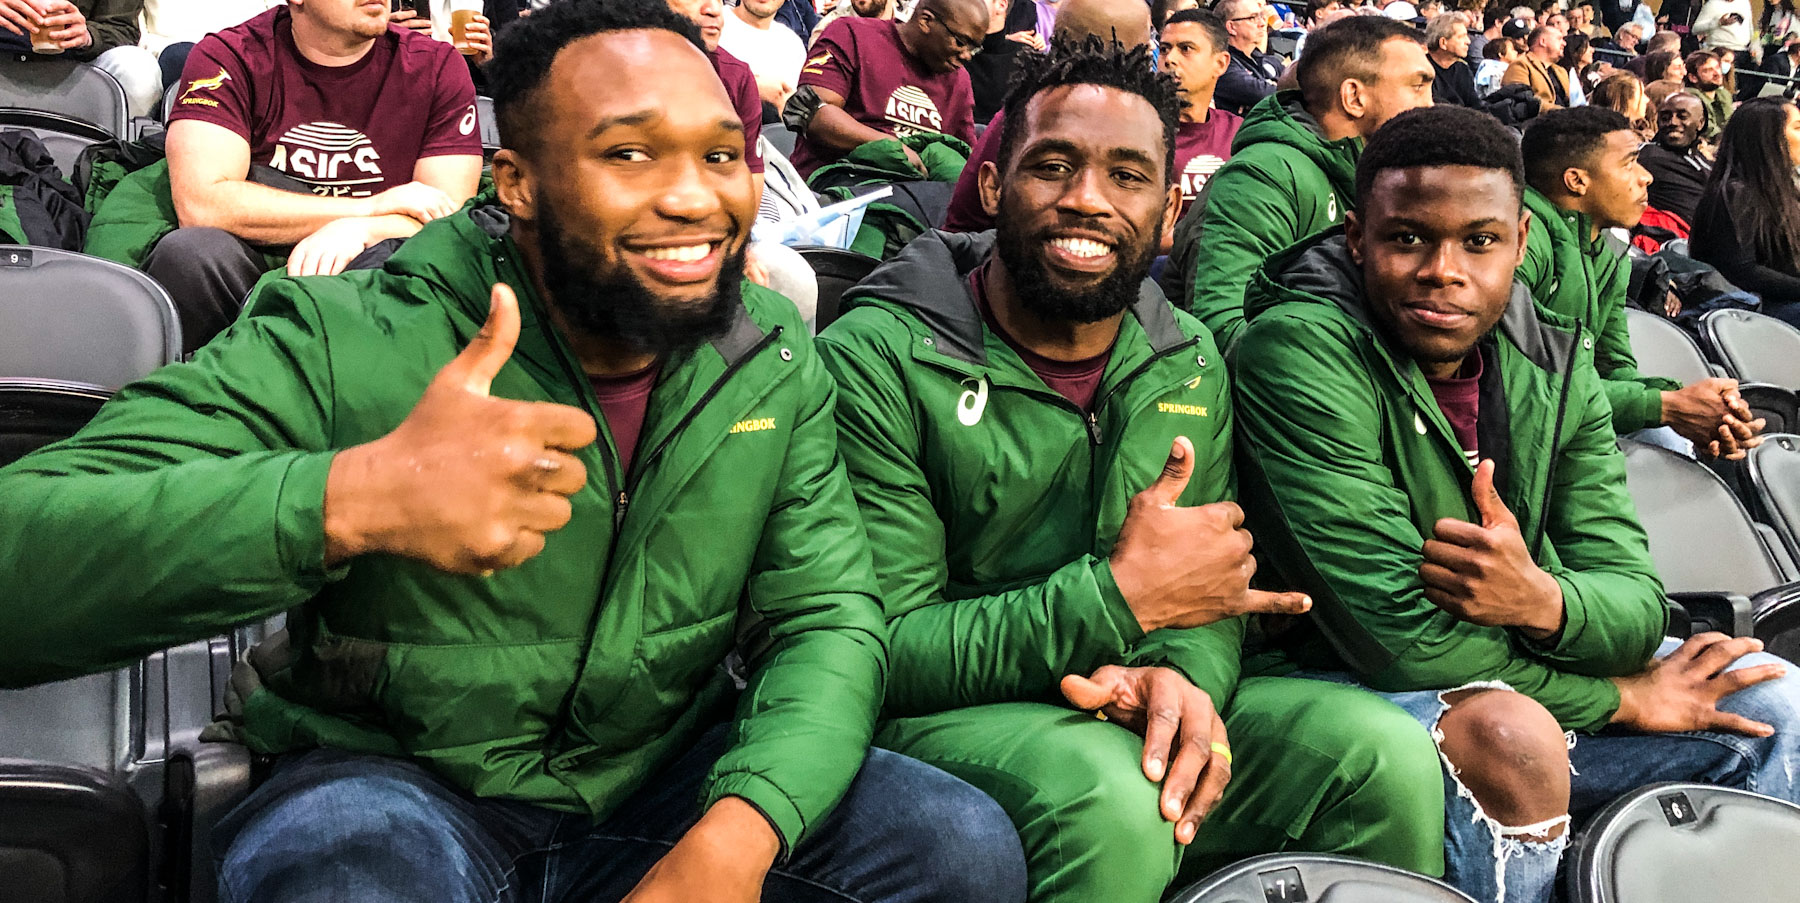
[1589,69,1655,140]
[1640,46,1684,82]
[1427,14,1481,106]
[1153,0,1199,30]
[388,0,518,93]
[1622,28,1678,77]
[137,0,282,99]
[1468,6,1507,63]
[774,0,820,43]
[1693,97,1800,326]
[0,0,164,118]
[1160,9,1241,220]
[1214,0,1281,115]
[1519,107,1761,454]
[150,0,482,354]
[1690,0,1751,92]
[811,0,895,45]
[1761,34,1800,100]
[1569,0,1607,37]
[1476,26,1522,94]
[1639,90,1712,221]
[1559,31,1592,103]
[1504,24,1571,108]
[1762,0,1800,70]
[943,0,1149,231]
[1597,19,1642,55]
[1684,49,1732,137]
[1164,15,1433,348]
[721,0,806,108]
[787,0,981,175]
[668,0,765,191]
[964,0,1038,124]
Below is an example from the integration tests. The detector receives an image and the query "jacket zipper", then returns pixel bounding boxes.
[621,326,785,505]
[541,338,627,526]
[1085,337,1203,445]
[1531,321,1581,554]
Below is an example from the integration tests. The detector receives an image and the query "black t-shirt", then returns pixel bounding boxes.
[965,0,1037,124]
[1639,141,1713,224]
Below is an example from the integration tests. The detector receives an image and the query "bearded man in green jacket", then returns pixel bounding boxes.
[1235,104,1800,903]
[0,2,1030,901]
[818,39,1446,903]
[1516,107,1763,457]
[1160,14,1433,351]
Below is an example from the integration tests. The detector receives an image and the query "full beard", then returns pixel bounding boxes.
[535,196,744,357]
[993,203,1153,325]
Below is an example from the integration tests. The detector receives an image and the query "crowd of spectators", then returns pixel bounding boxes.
[9,0,1800,902]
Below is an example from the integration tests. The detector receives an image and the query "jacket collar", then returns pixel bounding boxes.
[843,229,1189,367]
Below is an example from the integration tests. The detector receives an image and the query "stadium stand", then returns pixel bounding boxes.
[1623,307,1720,386]
[1169,853,1479,903]
[1698,309,1800,432]
[0,58,131,140]
[1564,782,1800,902]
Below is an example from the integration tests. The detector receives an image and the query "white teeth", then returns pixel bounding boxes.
[642,243,712,262]
[1050,237,1113,259]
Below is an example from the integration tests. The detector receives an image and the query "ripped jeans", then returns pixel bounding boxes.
[1302,637,1800,903]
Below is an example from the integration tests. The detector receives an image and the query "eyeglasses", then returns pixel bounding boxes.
[1227,14,1267,23]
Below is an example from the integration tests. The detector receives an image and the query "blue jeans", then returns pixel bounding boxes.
[213,725,1028,903]
[1305,638,1800,903]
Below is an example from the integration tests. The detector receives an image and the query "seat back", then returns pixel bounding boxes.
[795,245,880,331]
[0,246,181,387]
[1625,307,1713,385]
[0,109,111,180]
[475,94,499,157]
[1620,438,1788,597]
[1567,782,1800,902]
[0,762,148,903]
[1749,434,1800,565]
[0,58,129,139]
[1701,308,1800,389]
[0,379,110,467]
[1170,853,1478,903]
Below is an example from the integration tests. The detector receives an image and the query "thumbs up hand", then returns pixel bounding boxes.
[1109,437,1312,634]
[322,284,599,574]
[1420,459,1566,639]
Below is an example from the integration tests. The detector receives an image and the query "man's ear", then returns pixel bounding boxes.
[1345,209,1364,265]
[492,149,536,223]
[1562,165,1590,198]
[1341,78,1367,120]
[978,158,1003,219]
[1514,208,1532,268]
[1209,49,1231,79]
[1161,181,1181,247]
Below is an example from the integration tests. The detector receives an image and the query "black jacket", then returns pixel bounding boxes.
[1217,46,1282,116]
[1431,57,1483,106]
[1691,179,1800,309]
[1639,141,1712,223]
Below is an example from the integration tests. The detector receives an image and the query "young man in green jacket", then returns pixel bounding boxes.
[1161,15,1434,351]
[819,40,1445,903]
[1516,107,1763,456]
[0,2,1028,901]
[1234,104,1800,903]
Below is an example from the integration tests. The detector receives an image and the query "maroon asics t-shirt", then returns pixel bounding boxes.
[1426,352,1483,467]
[171,7,479,198]
[791,17,976,175]
[942,106,1004,233]
[1174,110,1240,220]
[971,265,1112,411]
[711,47,766,175]
[591,363,662,476]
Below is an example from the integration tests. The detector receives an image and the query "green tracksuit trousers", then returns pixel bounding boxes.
[876,676,1444,903]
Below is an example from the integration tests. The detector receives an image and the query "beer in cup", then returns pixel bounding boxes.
[448,0,482,56]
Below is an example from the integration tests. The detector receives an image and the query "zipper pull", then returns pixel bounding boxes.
[1085,411,1102,445]
[614,490,629,529]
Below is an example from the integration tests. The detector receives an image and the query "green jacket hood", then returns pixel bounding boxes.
[842,229,1194,365]
[1244,228,1582,376]
[1231,91,1361,193]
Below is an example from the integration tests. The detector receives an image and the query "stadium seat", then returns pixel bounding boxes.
[1624,307,1717,385]
[1565,782,1800,903]
[476,94,500,158]
[0,108,112,180]
[1748,435,1800,566]
[764,123,799,159]
[0,57,130,139]
[794,245,879,331]
[1620,438,1800,655]
[0,379,109,468]
[159,82,178,124]
[1698,309,1800,432]
[0,762,148,903]
[1169,853,1478,903]
[0,245,181,386]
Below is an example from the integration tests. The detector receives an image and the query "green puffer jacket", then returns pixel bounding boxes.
[81,158,180,268]
[816,230,1244,716]
[1233,231,1667,733]
[1518,187,1680,433]
[0,204,888,851]
[1162,91,1360,352]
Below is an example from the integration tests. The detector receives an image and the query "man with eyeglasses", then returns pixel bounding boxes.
[787,0,983,175]
[1214,0,1282,115]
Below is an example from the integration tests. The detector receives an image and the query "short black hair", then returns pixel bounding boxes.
[486,0,704,157]
[1296,16,1424,113]
[1519,106,1632,193]
[996,37,1182,183]
[1163,8,1229,53]
[1356,105,1524,205]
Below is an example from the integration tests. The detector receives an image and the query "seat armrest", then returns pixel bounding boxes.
[1667,591,1756,638]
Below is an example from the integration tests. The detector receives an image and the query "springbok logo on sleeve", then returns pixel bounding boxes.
[885,86,943,139]
[956,376,989,426]
[179,68,232,107]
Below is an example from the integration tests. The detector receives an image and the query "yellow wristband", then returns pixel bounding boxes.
[1210,741,1232,765]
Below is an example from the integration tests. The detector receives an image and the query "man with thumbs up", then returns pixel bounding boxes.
[1234,105,1800,903]
[0,2,1030,902]
[818,39,1445,903]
